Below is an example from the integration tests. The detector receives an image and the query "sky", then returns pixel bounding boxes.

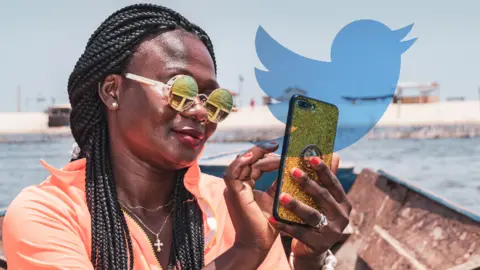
[1,0,480,112]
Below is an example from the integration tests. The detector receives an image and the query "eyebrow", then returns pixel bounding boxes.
[165,67,219,90]
[165,67,194,77]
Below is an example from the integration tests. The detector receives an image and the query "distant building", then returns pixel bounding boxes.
[446,97,465,102]
[341,82,441,105]
[393,82,440,104]
[394,95,439,104]
[263,96,272,105]
[262,87,308,105]
[275,87,308,102]
[343,94,394,104]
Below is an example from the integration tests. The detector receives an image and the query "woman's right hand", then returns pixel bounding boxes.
[221,141,282,263]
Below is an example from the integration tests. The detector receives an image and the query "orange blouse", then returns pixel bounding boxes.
[2,158,290,269]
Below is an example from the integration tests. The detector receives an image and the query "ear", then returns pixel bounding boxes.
[98,74,123,111]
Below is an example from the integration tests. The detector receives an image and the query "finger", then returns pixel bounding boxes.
[229,152,254,179]
[253,190,275,214]
[238,149,279,189]
[268,219,335,254]
[236,165,257,188]
[260,153,280,198]
[223,152,254,192]
[237,154,280,191]
[238,164,252,180]
[278,193,327,227]
[250,154,280,180]
[309,157,348,204]
[265,180,277,198]
[290,167,340,215]
[245,141,279,165]
[224,141,278,192]
[268,218,314,248]
[331,153,340,175]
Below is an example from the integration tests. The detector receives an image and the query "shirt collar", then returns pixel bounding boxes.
[40,147,206,198]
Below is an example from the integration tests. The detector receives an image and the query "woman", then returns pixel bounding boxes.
[3,4,351,270]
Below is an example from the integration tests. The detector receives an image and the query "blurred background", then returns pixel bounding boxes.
[1,0,479,211]
[0,1,479,269]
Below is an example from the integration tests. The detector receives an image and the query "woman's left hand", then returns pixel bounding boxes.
[266,154,352,263]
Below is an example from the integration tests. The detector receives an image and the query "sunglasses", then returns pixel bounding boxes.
[125,73,234,123]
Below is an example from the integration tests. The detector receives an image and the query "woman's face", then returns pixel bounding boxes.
[106,29,220,170]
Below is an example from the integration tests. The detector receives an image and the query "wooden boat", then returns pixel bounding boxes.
[200,151,480,270]
[0,150,478,270]
[46,104,71,127]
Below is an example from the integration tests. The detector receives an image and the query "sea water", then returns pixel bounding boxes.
[0,136,479,214]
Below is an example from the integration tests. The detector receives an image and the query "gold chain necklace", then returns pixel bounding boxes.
[119,199,173,212]
[120,202,173,253]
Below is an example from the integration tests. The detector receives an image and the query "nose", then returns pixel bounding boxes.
[180,97,209,123]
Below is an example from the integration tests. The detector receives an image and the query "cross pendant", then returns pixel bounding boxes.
[154,237,163,252]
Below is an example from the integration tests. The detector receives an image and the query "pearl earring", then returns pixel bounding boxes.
[112,102,119,110]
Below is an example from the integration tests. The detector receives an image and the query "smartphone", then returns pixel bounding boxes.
[272,94,339,226]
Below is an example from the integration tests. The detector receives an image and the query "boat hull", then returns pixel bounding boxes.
[199,164,358,193]
[334,169,480,270]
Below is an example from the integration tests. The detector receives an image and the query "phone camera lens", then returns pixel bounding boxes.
[296,100,311,110]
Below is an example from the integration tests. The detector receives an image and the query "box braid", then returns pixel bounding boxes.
[67,4,216,270]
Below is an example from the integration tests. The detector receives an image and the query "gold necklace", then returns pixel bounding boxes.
[120,199,173,212]
[120,202,173,253]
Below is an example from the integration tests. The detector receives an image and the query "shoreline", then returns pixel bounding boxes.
[1,124,480,143]
[0,126,71,136]
[2,101,480,142]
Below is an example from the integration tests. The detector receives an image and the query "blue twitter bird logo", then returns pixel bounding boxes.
[254,19,417,152]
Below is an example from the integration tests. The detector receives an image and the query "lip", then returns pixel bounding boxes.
[171,126,205,148]
[171,127,205,140]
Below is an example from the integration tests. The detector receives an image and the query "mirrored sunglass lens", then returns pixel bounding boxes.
[205,89,233,122]
[170,93,195,110]
[206,103,230,123]
[169,75,198,110]
[214,110,230,123]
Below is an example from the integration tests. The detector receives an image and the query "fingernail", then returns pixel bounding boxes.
[310,157,321,166]
[268,216,277,225]
[292,168,303,178]
[261,141,277,148]
[243,152,253,158]
[280,193,292,205]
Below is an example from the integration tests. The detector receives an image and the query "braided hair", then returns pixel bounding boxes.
[67,4,216,270]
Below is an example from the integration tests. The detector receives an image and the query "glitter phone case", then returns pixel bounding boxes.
[273,95,339,226]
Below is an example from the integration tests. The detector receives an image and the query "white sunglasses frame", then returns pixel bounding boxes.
[124,73,236,122]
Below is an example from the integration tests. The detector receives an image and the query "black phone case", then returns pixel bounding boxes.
[272,94,339,226]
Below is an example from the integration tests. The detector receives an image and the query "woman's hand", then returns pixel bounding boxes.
[220,141,282,268]
[266,153,352,267]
